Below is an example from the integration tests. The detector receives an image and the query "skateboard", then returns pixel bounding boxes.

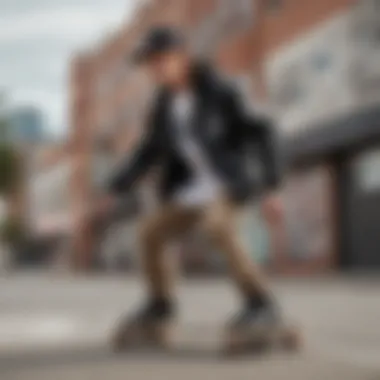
[111,316,302,356]
[224,322,302,355]
[111,317,173,352]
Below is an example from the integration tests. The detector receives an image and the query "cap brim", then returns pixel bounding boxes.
[127,38,185,65]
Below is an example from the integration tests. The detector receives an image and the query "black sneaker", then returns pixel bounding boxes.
[131,298,175,325]
[112,298,175,351]
[224,302,301,354]
[228,301,281,331]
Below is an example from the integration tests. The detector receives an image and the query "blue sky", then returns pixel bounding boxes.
[0,0,140,137]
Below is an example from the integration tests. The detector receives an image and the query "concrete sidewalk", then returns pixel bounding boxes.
[2,349,377,380]
[0,274,379,379]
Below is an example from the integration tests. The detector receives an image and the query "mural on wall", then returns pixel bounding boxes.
[283,166,334,261]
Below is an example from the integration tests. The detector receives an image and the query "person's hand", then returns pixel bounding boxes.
[261,192,283,224]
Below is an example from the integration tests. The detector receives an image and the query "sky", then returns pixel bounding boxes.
[0,0,140,138]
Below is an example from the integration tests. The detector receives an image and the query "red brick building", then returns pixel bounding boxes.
[259,0,380,273]
[70,0,378,273]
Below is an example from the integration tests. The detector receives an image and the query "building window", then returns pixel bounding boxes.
[351,1,380,96]
[283,167,334,261]
[193,0,254,54]
[353,0,380,46]
[371,0,380,11]
[310,51,333,73]
[271,63,305,109]
[218,0,253,22]
[264,0,283,13]
[355,148,380,192]
[91,144,117,192]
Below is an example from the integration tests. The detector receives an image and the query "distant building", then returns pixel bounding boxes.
[8,106,46,144]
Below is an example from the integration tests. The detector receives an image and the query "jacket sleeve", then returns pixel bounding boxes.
[249,116,282,191]
[223,85,283,191]
[107,106,161,195]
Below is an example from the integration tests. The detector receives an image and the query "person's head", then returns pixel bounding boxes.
[131,27,192,89]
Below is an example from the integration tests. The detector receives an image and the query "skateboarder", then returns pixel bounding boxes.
[99,26,288,351]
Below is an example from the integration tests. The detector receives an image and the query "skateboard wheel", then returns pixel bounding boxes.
[146,323,172,348]
[280,327,302,351]
[111,321,173,352]
[224,324,302,355]
[224,330,245,355]
[112,324,141,352]
[224,329,268,355]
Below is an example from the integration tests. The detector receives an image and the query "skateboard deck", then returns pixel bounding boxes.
[111,318,302,356]
[224,323,302,355]
[112,319,173,352]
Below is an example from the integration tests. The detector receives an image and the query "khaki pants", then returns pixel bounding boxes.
[139,198,268,301]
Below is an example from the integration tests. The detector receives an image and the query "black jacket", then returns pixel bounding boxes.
[108,63,281,203]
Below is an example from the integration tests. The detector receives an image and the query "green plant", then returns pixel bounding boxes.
[0,100,20,196]
[0,144,20,196]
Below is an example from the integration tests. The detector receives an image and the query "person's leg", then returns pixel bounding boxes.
[202,199,270,303]
[138,204,199,312]
[112,204,200,350]
[200,199,301,352]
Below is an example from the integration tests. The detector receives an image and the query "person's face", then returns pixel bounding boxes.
[143,49,190,87]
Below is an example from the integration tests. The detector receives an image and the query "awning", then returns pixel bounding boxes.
[286,105,380,164]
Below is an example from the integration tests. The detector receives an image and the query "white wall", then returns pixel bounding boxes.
[28,159,72,234]
[264,2,380,135]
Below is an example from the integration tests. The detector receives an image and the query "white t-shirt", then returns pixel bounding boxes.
[170,91,222,206]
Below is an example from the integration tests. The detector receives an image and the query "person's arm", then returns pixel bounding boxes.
[250,116,282,192]
[89,124,159,224]
[89,98,163,224]
[107,104,162,195]
[222,84,283,191]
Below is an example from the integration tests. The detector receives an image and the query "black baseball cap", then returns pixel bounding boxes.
[130,26,186,64]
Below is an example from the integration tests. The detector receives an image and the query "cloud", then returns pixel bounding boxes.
[0,5,132,47]
[0,0,139,136]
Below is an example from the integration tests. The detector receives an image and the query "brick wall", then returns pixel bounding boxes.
[259,0,355,57]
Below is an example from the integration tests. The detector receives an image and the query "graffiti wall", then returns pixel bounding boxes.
[283,165,335,263]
